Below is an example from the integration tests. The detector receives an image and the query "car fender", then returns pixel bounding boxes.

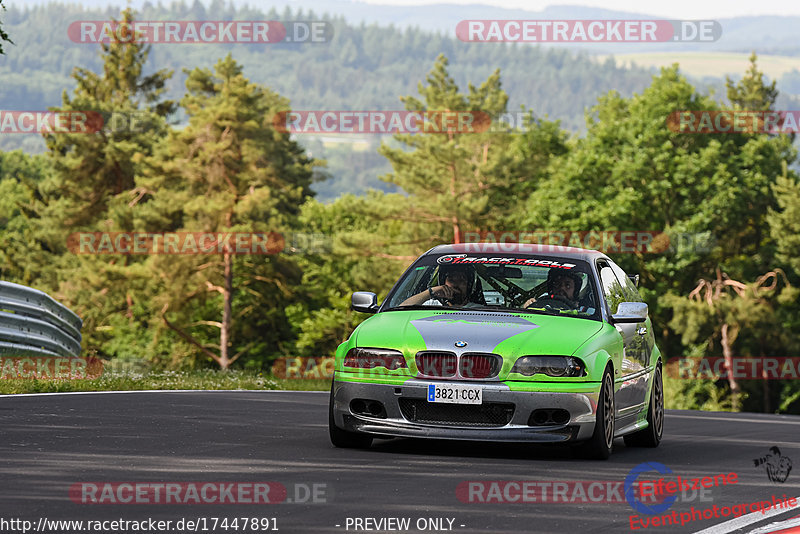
[570,323,624,383]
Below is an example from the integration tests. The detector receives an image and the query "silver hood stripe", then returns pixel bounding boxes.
[410,313,539,354]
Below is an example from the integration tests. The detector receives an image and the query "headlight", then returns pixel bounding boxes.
[511,356,586,377]
[344,347,408,370]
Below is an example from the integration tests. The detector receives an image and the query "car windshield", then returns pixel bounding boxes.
[384,253,600,320]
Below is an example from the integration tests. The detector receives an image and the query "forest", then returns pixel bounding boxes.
[1,8,799,413]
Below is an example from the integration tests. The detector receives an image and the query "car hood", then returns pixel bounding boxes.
[354,309,603,358]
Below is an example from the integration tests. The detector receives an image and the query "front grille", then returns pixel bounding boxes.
[416,351,457,377]
[459,353,501,379]
[399,398,515,427]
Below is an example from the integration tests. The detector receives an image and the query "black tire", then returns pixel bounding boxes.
[575,366,615,460]
[328,382,373,449]
[624,364,663,448]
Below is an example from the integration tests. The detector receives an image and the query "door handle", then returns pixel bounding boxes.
[637,326,647,336]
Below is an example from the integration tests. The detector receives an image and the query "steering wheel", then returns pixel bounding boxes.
[518,284,546,308]
[527,293,577,311]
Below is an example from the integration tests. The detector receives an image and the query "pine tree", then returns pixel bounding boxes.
[0,0,12,55]
[376,54,516,246]
[14,9,176,361]
[768,165,800,277]
[726,52,778,111]
[41,8,174,230]
[136,55,316,369]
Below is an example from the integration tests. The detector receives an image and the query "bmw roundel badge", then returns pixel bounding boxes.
[454,341,468,348]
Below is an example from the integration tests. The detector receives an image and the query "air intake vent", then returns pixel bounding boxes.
[399,399,515,427]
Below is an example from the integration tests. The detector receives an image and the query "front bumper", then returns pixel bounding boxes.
[331,377,601,442]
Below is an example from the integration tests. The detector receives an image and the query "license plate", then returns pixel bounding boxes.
[427,384,482,405]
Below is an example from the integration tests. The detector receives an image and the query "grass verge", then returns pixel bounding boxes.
[0,367,736,412]
[0,369,331,395]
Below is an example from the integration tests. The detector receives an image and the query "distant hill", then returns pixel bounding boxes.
[0,2,657,131]
[2,1,798,199]
[13,0,800,55]
[0,2,656,197]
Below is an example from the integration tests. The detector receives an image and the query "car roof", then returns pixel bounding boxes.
[424,243,610,263]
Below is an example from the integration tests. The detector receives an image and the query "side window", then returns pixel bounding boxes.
[598,263,626,315]
[608,260,643,303]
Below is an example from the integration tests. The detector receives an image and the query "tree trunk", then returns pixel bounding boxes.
[449,161,460,243]
[219,250,233,370]
[453,220,462,244]
[761,340,770,413]
[721,323,740,411]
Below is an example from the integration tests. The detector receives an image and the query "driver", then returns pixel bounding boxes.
[401,264,479,307]
[524,269,581,308]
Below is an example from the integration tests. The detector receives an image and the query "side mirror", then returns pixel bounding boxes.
[612,302,648,324]
[628,274,640,288]
[352,292,378,314]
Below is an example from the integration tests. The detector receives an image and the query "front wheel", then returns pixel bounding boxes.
[624,364,663,448]
[575,367,615,460]
[328,382,373,449]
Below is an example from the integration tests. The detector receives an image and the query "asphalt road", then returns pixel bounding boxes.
[1,390,799,534]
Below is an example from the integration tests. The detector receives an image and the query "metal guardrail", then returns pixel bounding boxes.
[0,281,83,358]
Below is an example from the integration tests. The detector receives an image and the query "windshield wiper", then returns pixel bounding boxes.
[468,305,527,313]
[515,307,564,316]
[383,304,447,312]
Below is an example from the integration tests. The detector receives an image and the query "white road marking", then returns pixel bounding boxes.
[0,389,328,398]
[746,515,800,534]
[692,497,800,534]
[670,413,800,426]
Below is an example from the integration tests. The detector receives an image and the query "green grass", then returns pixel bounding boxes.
[0,369,332,395]
[664,374,734,412]
[595,52,800,81]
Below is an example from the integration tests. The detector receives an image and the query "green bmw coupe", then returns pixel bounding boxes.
[329,243,664,459]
